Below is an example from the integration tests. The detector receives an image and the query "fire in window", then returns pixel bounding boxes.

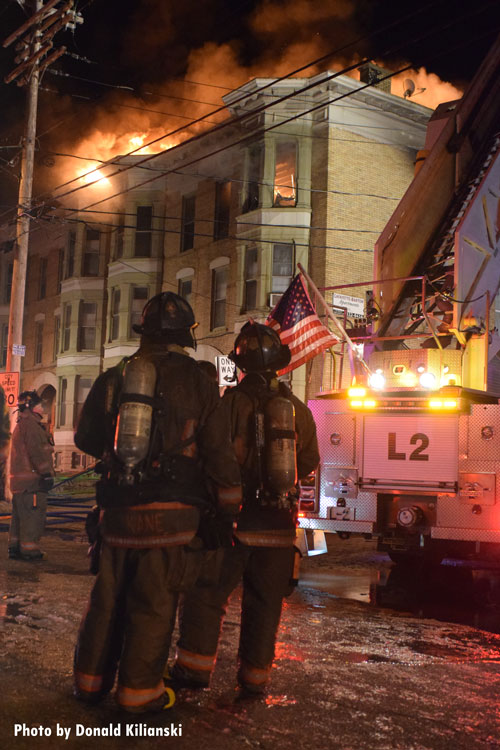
[273,141,297,207]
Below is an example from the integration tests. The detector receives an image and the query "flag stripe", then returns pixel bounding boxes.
[266,273,338,374]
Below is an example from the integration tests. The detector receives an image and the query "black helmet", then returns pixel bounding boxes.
[133,292,196,337]
[18,390,41,412]
[230,321,291,373]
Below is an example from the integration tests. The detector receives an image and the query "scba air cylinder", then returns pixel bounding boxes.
[114,355,157,483]
[264,396,297,494]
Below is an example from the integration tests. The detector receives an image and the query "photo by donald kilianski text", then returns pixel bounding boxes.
[13,722,183,739]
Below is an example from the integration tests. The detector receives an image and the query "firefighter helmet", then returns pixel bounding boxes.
[230,322,291,373]
[133,292,196,337]
[17,390,42,412]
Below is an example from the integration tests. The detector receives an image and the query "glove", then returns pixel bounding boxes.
[197,512,235,550]
[40,475,54,492]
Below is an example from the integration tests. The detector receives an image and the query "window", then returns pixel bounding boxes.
[65,231,76,278]
[214,181,231,240]
[110,288,121,341]
[180,196,195,252]
[134,205,153,257]
[34,321,44,365]
[130,286,149,338]
[53,316,60,361]
[57,249,64,293]
[115,215,124,259]
[211,266,228,329]
[273,141,297,207]
[0,323,7,367]
[178,278,192,306]
[39,258,47,300]
[272,243,294,292]
[74,376,92,427]
[242,143,263,213]
[78,302,97,350]
[243,246,258,311]
[62,304,71,352]
[82,228,100,276]
[58,377,67,427]
[71,452,81,469]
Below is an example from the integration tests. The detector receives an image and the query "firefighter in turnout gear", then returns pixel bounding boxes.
[73,292,242,713]
[0,385,10,502]
[173,322,319,695]
[8,391,54,561]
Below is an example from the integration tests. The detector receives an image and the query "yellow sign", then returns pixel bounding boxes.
[0,372,20,408]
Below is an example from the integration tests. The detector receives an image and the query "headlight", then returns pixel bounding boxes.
[419,371,437,389]
[368,370,385,390]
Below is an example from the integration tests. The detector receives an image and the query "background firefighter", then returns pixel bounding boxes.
[173,322,319,695]
[8,390,54,561]
[72,292,241,714]
[0,385,10,502]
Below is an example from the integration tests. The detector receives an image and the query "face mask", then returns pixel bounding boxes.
[32,404,44,417]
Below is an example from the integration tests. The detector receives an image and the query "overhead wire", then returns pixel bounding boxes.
[41,2,498,221]
[29,0,455,203]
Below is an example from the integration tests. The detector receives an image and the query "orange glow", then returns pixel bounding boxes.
[77,164,110,186]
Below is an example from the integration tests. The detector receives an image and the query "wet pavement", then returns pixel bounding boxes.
[1,523,500,749]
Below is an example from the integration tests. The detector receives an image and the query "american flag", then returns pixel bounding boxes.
[267,273,338,374]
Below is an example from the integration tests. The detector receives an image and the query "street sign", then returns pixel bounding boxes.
[216,356,237,387]
[332,293,365,319]
[0,371,20,408]
[12,344,26,356]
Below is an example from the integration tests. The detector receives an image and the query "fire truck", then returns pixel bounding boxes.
[298,36,500,564]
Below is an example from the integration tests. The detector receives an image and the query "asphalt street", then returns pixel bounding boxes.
[1,523,500,750]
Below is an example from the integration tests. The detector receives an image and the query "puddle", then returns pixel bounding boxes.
[299,560,500,636]
[300,569,381,602]
[0,595,43,630]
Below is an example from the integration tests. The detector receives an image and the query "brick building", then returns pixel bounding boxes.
[1,69,431,471]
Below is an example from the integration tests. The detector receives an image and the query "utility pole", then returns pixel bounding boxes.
[3,0,82,375]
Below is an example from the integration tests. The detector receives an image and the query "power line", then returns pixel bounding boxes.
[31,0,452,204]
[43,2,495,218]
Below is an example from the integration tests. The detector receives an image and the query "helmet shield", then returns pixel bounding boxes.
[133,292,196,337]
[230,322,291,373]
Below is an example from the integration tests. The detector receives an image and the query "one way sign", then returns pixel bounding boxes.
[216,356,237,387]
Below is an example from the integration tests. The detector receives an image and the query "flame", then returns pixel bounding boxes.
[77,164,110,186]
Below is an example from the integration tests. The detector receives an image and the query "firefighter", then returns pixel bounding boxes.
[0,385,11,502]
[72,292,241,714]
[8,390,54,561]
[173,321,319,695]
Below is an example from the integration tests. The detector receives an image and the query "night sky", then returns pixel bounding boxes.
[0,0,497,210]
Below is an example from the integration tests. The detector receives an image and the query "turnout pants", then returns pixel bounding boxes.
[74,541,202,712]
[176,543,295,692]
[8,491,48,557]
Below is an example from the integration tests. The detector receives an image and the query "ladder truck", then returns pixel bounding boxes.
[298,35,500,564]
